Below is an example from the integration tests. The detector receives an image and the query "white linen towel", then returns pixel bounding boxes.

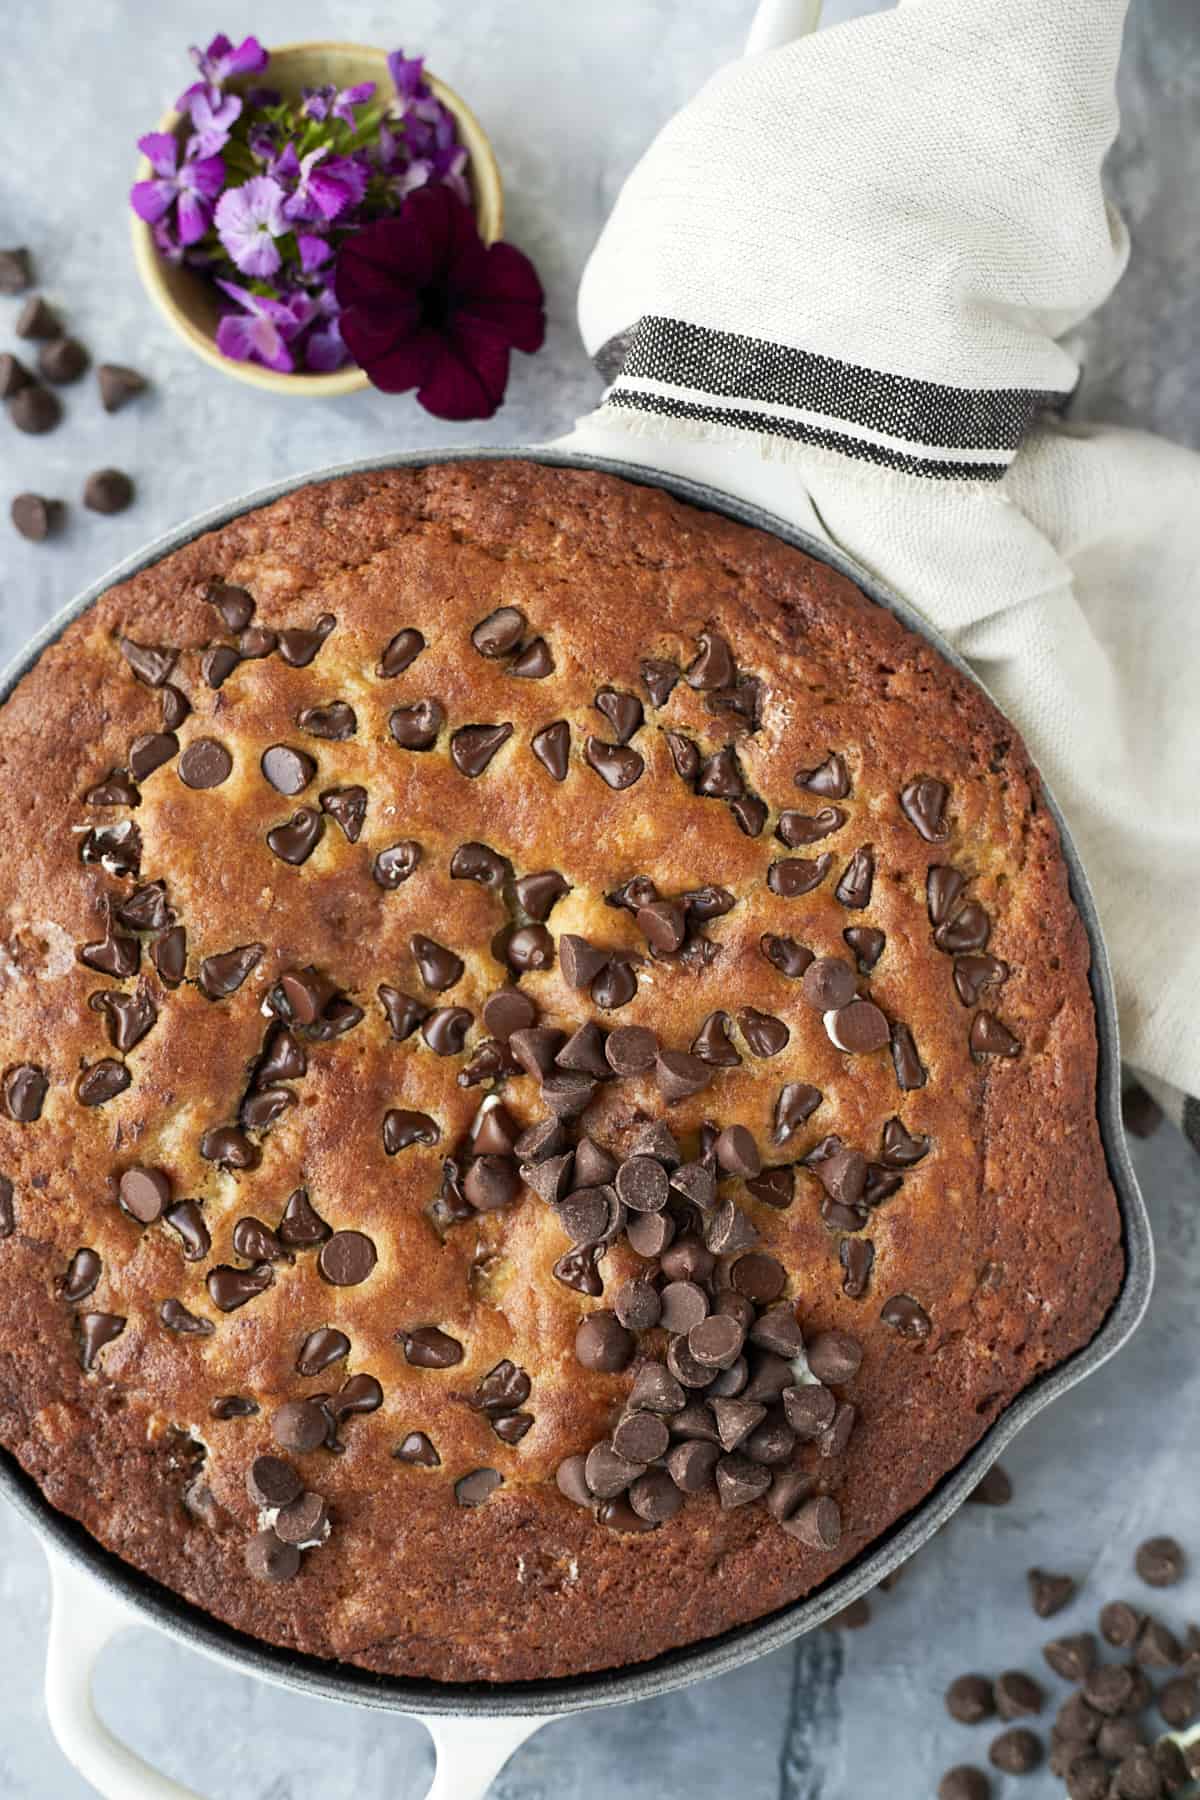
[565,0,1200,1146]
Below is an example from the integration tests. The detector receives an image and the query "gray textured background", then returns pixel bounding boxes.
[1,1,1198,1795]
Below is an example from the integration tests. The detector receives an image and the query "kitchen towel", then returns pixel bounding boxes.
[568,0,1200,1146]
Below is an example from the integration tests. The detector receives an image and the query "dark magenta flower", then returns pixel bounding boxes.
[335,186,545,420]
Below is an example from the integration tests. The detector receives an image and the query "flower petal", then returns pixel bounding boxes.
[416,316,512,421]
[217,310,293,373]
[457,242,547,353]
[130,179,173,224]
[175,189,212,246]
[137,133,179,178]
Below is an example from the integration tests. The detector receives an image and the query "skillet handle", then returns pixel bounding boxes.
[744,0,823,56]
[44,1549,203,1799]
[417,1713,546,1800]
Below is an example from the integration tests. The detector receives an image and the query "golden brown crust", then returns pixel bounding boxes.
[0,460,1121,1682]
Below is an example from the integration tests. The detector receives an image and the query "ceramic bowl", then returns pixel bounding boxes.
[129,41,504,397]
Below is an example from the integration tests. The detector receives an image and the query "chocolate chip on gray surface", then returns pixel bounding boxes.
[38,335,88,384]
[7,382,61,433]
[1135,1535,1185,1587]
[1097,1602,1144,1655]
[987,1729,1041,1775]
[1081,1662,1138,1716]
[0,352,31,398]
[937,1770,991,1800]
[83,468,134,515]
[531,719,571,780]
[946,1673,997,1724]
[11,492,63,540]
[1158,1674,1200,1729]
[16,294,59,337]
[96,361,147,412]
[995,1671,1045,1720]
[0,247,31,292]
[1133,1617,1181,1667]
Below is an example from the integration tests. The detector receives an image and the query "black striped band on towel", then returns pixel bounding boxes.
[598,315,1072,482]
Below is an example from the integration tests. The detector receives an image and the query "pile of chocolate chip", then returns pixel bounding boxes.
[1,245,145,538]
[939,1535,1199,1800]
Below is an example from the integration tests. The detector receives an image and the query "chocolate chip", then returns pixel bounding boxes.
[878,1293,930,1339]
[117,1164,170,1223]
[297,1328,350,1377]
[622,1209,671,1259]
[826,998,891,1055]
[164,1200,210,1261]
[16,295,58,337]
[275,1491,328,1546]
[556,934,606,990]
[199,1124,259,1169]
[594,688,644,744]
[1027,1567,1077,1618]
[0,248,31,294]
[738,1007,789,1059]
[783,1385,837,1440]
[889,1022,927,1090]
[401,1326,464,1369]
[945,1673,997,1724]
[635,899,686,955]
[38,336,88,384]
[531,719,570,780]
[665,1438,719,1492]
[585,737,644,789]
[377,627,425,677]
[795,753,850,799]
[995,1672,1045,1720]
[405,933,461,993]
[505,635,553,678]
[244,1530,300,1584]
[259,745,314,797]
[987,1730,1041,1776]
[844,930,886,975]
[1134,1617,1181,1667]
[372,839,421,888]
[174,738,231,793]
[595,1026,655,1081]
[0,353,31,398]
[8,382,62,433]
[268,1398,327,1455]
[591,958,637,1008]
[464,1155,519,1211]
[247,1456,303,1510]
[576,1310,634,1372]
[11,492,63,540]
[76,1053,131,1109]
[77,1309,125,1369]
[711,1124,758,1177]
[207,1263,273,1310]
[658,1279,708,1334]
[748,1305,804,1358]
[395,1432,440,1467]
[805,1329,861,1385]
[456,1468,503,1507]
[637,658,678,707]
[277,616,334,667]
[1136,1535,1185,1586]
[746,1166,795,1209]
[684,630,734,690]
[318,1230,376,1286]
[556,1021,610,1079]
[661,1235,716,1282]
[796,961,852,1020]
[768,855,833,897]
[83,769,138,807]
[664,731,700,786]
[759,939,813,988]
[59,1247,101,1302]
[198,941,263,1000]
[612,1156,668,1215]
[82,468,134,515]
[781,1493,841,1548]
[93,363,146,416]
[471,607,525,657]
[900,777,951,842]
[683,1314,740,1370]
[655,1049,712,1102]
[937,1769,991,1800]
[300,701,357,740]
[239,626,276,659]
[451,723,513,777]
[1044,1634,1098,1681]
[312,785,366,845]
[696,745,743,801]
[264,806,323,865]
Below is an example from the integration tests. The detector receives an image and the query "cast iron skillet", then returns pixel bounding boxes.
[0,449,1152,1734]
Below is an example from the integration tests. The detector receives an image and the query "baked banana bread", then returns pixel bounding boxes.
[0,460,1122,1681]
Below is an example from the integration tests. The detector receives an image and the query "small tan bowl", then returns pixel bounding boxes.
[129,41,504,397]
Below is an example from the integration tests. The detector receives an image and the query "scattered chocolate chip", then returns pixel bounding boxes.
[655,1049,712,1102]
[174,738,230,792]
[451,722,513,777]
[890,1022,927,1090]
[371,839,421,888]
[79,1311,125,1369]
[0,353,31,398]
[782,1493,842,1548]
[900,777,951,842]
[247,1454,302,1507]
[239,626,276,659]
[377,627,425,677]
[96,362,146,412]
[59,1247,101,1302]
[834,845,874,909]
[1028,1567,1077,1618]
[118,1164,170,1224]
[83,469,134,515]
[244,1529,300,1583]
[456,1468,503,1507]
[806,1329,862,1385]
[696,745,743,800]
[880,1293,931,1339]
[0,248,32,293]
[260,744,316,797]
[995,1671,1045,1720]
[296,1327,350,1378]
[211,1395,257,1421]
[277,616,334,667]
[843,926,886,972]
[207,1263,273,1310]
[395,1431,440,1467]
[16,295,59,338]
[768,855,833,897]
[266,807,324,865]
[274,1491,328,1547]
[7,383,61,433]
[575,1310,634,1373]
[317,1230,376,1287]
[839,1236,874,1299]
[795,753,850,799]
[38,336,88,384]
[777,807,846,847]
[988,1729,1041,1776]
[595,688,644,744]
[201,645,242,690]
[530,719,570,781]
[11,492,63,540]
[76,1058,131,1106]
[556,1021,610,1079]
[199,1125,259,1169]
[591,958,637,1009]
[271,1398,328,1454]
[1136,1536,1185,1587]
[946,1675,997,1726]
[471,607,525,657]
[1044,1634,1098,1681]
[937,1770,991,1800]
[300,701,357,740]
[686,631,735,690]
[826,998,891,1055]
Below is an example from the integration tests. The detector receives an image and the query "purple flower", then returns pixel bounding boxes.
[386,51,427,105]
[283,149,368,225]
[214,176,288,277]
[191,33,268,86]
[131,132,226,246]
[182,88,242,156]
[335,187,545,419]
[304,289,349,372]
[297,232,333,273]
[215,279,312,373]
[300,80,376,128]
